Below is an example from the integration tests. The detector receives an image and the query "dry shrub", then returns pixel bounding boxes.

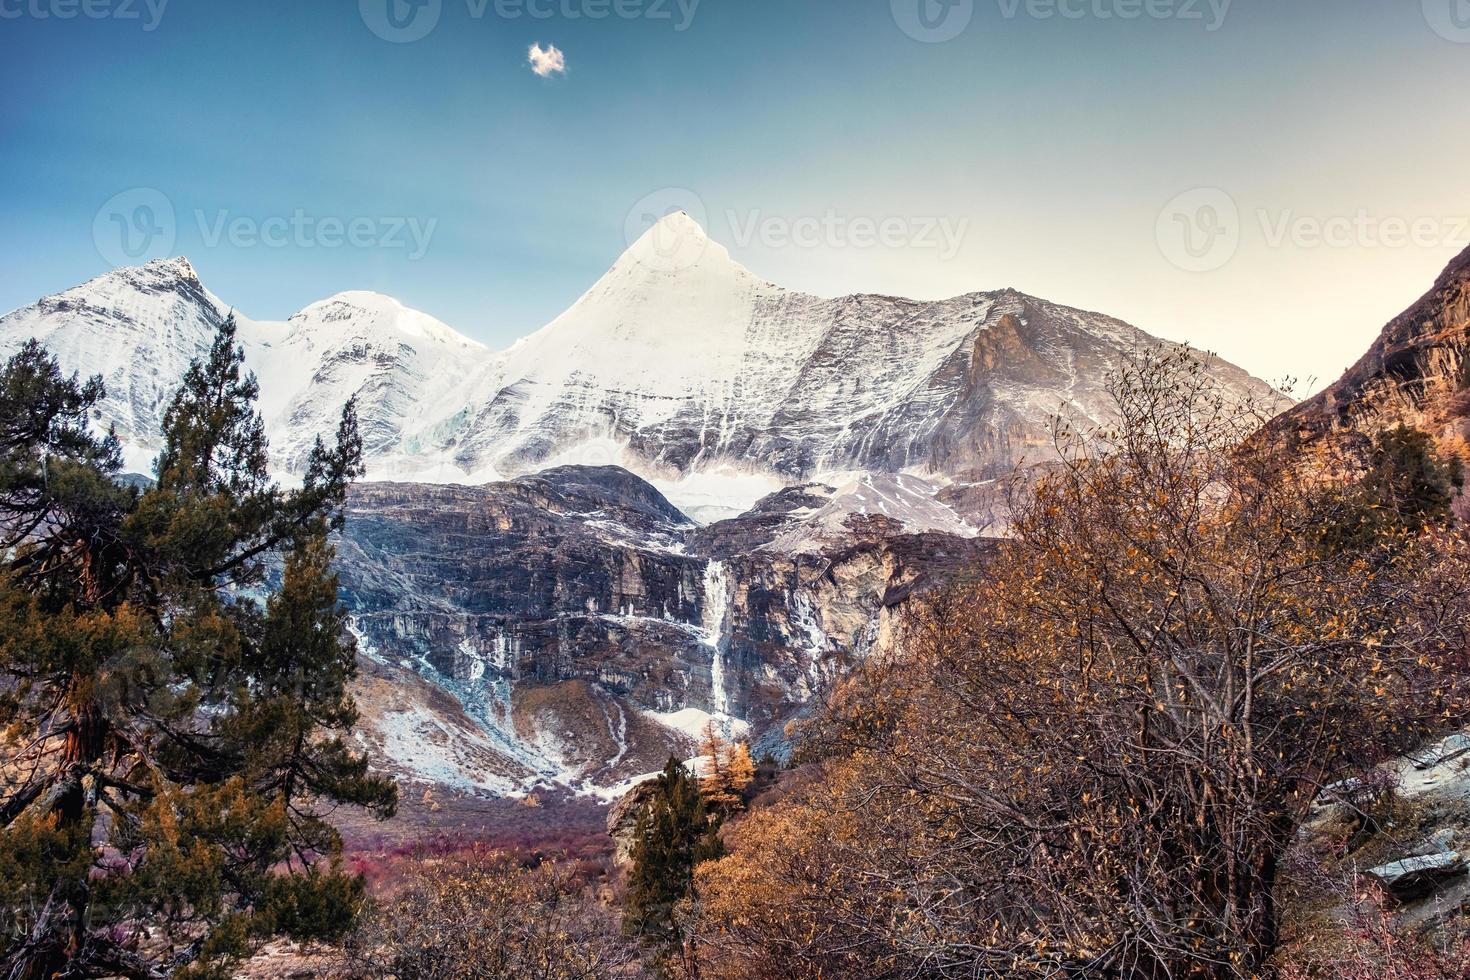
[1280,877,1470,979]
[689,349,1470,979]
[341,846,640,979]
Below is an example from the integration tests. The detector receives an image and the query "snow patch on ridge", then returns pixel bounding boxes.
[647,707,750,743]
[653,466,786,525]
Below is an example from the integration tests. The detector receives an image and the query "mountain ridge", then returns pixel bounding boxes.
[0,213,1285,516]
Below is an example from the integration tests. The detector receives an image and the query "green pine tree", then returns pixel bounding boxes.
[1365,423,1460,527]
[0,319,396,979]
[1318,423,1462,555]
[624,757,723,946]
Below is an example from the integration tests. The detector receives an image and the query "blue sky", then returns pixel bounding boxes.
[2,0,1469,389]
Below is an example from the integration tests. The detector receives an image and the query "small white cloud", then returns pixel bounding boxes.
[528,43,566,78]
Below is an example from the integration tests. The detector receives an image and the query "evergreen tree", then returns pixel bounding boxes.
[0,321,396,979]
[1365,423,1460,527]
[1319,423,1461,554]
[624,757,722,945]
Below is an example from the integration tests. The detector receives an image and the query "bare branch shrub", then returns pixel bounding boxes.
[691,348,1470,979]
[341,847,639,979]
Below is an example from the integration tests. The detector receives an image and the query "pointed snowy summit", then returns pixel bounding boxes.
[0,217,1286,489]
[621,209,739,278]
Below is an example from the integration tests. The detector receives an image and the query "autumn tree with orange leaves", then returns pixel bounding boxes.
[688,348,1470,980]
[698,722,756,815]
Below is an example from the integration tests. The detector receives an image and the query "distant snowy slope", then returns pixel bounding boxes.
[0,260,488,477]
[247,291,488,474]
[0,258,235,473]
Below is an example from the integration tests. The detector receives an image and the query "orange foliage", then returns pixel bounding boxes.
[688,349,1470,979]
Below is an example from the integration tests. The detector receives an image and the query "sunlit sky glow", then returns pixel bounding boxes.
[3,0,1469,392]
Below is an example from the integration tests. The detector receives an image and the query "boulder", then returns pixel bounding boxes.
[607,776,664,867]
[1409,732,1470,771]
[1368,851,1468,902]
[1411,829,1458,858]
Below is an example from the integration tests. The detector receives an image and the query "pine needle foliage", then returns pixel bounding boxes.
[0,322,397,979]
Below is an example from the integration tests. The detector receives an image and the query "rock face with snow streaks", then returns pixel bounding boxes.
[335,466,993,790]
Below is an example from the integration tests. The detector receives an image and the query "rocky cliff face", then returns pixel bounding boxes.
[336,466,992,797]
[1272,243,1470,460]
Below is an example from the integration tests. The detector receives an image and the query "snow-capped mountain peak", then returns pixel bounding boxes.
[0,258,493,477]
[0,222,1286,501]
[490,212,771,419]
[616,209,749,282]
[155,255,199,280]
[46,256,214,323]
[284,291,486,352]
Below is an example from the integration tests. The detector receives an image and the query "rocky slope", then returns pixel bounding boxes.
[336,464,992,797]
[1254,247,1470,953]
[1272,242,1470,462]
